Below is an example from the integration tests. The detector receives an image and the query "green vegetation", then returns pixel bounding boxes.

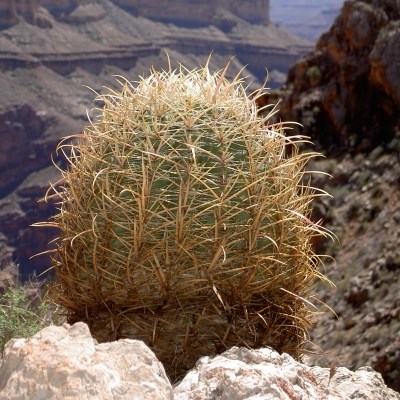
[0,262,58,355]
[306,65,322,86]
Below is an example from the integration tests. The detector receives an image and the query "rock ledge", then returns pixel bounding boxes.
[0,322,399,400]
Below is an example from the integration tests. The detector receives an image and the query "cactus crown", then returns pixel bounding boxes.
[44,61,333,381]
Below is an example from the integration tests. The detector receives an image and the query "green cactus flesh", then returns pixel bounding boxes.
[47,63,332,381]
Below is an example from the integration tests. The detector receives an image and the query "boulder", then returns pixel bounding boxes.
[1,322,399,399]
[174,346,400,400]
[0,322,173,400]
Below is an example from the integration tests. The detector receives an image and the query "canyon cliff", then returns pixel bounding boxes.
[267,0,400,155]
[1,0,270,28]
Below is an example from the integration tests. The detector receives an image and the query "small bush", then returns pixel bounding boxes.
[0,286,50,354]
[306,65,322,86]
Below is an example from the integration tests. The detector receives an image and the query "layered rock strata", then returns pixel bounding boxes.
[0,0,270,29]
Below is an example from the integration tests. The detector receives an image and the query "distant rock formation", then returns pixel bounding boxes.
[0,0,37,28]
[270,0,344,41]
[112,0,270,27]
[0,0,270,29]
[268,0,400,155]
[1,322,399,399]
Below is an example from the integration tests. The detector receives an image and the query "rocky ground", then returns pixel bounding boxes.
[306,141,400,392]
[263,0,400,392]
[2,322,399,399]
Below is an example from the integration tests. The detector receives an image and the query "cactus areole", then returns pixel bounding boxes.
[44,61,332,381]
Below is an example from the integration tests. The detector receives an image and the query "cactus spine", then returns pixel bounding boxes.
[45,62,332,380]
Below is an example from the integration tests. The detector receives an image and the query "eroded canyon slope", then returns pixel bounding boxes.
[263,0,400,392]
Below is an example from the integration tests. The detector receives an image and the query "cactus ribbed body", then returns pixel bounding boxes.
[47,64,331,380]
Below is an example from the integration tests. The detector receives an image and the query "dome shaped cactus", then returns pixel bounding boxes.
[44,62,332,380]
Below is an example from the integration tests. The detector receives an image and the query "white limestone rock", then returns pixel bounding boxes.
[312,364,400,400]
[1,323,399,400]
[0,322,173,400]
[174,346,400,400]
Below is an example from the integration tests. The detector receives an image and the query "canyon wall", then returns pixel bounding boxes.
[112,0,270,26]
[0,0,270,29]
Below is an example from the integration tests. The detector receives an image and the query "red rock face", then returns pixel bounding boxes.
[268,0,400,155]
[369,23,400,109]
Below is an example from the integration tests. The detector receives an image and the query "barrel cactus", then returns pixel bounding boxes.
[44,62,332,380]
